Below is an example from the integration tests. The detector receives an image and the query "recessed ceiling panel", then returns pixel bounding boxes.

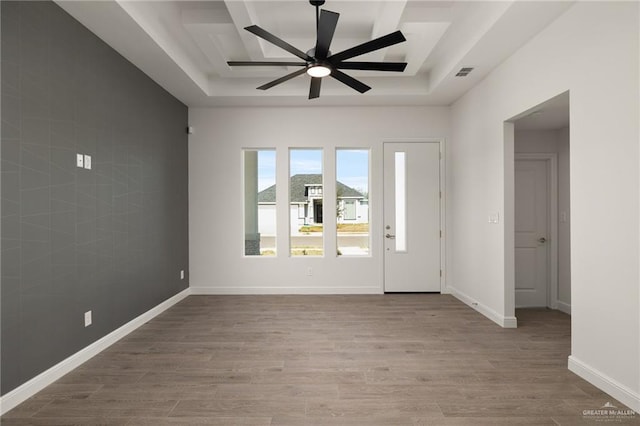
[56,0,574,106]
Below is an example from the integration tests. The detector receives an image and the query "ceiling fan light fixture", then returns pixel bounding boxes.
[307,63,332,78]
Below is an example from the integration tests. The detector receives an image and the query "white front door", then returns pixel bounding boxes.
[515,159,549,307]
[383,142,441,292]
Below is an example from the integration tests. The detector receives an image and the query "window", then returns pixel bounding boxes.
[336,149,370,256]
[243,149,276,256]
[395,151,407,252]
[290,149,323,256]
[343,200,356,220]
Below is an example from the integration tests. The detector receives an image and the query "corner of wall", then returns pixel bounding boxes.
[448,285,517,328]
[0,289,191,416]
[556,301,571,315]
[569,356,640,413]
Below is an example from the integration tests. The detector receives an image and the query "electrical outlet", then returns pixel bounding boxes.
[180,270,185,280]
[84,154,91,170]
[306,267,313,276]
[76,154,84,168]
[84,310,92,327]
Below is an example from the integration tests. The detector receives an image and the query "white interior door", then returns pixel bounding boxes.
[383,142,440,292]
[515,159,549,307]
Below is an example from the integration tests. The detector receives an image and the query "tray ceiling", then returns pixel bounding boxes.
[56,0,574,107]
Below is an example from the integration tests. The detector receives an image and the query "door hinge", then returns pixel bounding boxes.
[440,270,442,277]
[440,230,442,238]
[439,191,442,199]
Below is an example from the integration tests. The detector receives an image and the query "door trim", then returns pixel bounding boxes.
[382,138,446,293]
[515,153,558,309]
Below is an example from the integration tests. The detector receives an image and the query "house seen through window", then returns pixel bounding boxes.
[250,148,369,257]
[336,149,369,256]
[288,149,324,256]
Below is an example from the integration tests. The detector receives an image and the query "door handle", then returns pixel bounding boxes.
[538,237,547,243]
[385,233,396,239]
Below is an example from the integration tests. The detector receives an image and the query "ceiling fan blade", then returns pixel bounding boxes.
[335,61,407,72]
[315,10,339,60]
[331,69,371,94]
[245,25,312,61]
[257,68,308,90]
[228,61,307,67]
[309,77,322,99]
[329,30,406,63]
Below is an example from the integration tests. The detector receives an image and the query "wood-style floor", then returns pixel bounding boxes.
[2,295,637,425]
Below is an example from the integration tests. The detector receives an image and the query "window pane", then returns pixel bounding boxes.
[290,149,323,256]
[337,149,369,256]
[245,150,276,256]
[395,151,407,252]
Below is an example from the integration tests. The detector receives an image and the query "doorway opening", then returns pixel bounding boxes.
[313,200,323,224]
[508,91,571,317]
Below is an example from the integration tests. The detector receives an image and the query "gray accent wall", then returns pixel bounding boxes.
[1,1,189,395]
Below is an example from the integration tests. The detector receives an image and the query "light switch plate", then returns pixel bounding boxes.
[84,155,91,170]
[76,154,84,168]
[84,310,92,327]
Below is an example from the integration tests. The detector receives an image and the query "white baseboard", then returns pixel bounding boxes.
[190,286,383,295]
[448,286,517,328]
[0,288,191,416]
[568,355,640,413]
[556,300,571,315]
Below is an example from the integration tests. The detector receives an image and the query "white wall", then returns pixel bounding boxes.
[515,128,571,312]
[556,127,571,308]
[189,106,449,294]
[450,1,639,410]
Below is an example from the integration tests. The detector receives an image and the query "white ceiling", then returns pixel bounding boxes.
[513,91,570,131]
[56,0,574,107]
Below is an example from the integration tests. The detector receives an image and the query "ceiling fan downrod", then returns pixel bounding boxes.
[310,0,325,36]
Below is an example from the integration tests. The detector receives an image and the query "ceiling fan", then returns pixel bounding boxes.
[227,0,408,99]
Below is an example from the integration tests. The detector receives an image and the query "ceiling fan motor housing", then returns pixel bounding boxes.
[309,0,326,6]
[306,48,331,59]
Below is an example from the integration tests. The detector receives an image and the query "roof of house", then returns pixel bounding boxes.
[258,174,364,203]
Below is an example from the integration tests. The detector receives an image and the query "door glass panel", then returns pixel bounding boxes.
[395,151,407,252]
[244,149,276,256]
[290,149,323,256]
[336,149,369,256]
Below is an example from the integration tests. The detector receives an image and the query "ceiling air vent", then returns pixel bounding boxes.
[455,67,474,77]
